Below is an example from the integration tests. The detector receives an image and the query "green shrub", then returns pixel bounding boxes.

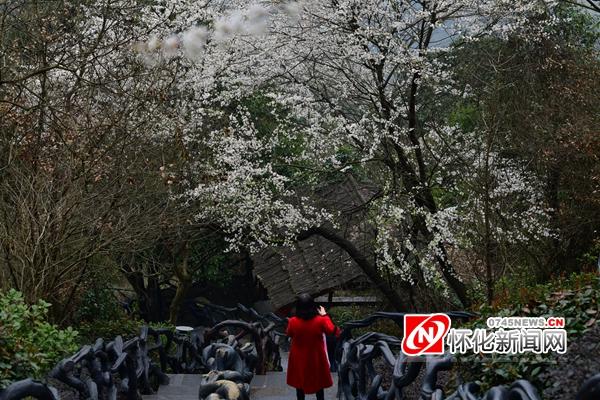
[328,304,375,326]
[75,286,125,323]
[0,289,78,387]
[74,286,174,343]
[76,316,144,344]
[453,272,600,392]
[74,286,143,343]
[75,315,174,345]
[328,304,401,337]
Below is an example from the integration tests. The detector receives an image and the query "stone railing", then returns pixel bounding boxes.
[0,303,284,400]
[3,306,600,399]
[334,311,600,400]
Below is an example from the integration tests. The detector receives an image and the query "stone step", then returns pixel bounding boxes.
[143,351,339,400]
[143,374,201,400]
[250,371,338,400]
[143,371,339,400]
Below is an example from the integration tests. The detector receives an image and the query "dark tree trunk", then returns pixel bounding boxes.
[125,271,165,322]
[546,163,563,270]
[412,213,471,308]
[169,245,191,324]
[298,226,411,312]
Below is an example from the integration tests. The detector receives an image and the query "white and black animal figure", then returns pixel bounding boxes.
[197,371,250,400]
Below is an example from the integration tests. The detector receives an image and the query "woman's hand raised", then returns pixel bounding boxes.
[317,305,327,316]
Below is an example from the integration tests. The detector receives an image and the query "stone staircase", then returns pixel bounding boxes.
[143,352,338,400]
[250,352,338,399]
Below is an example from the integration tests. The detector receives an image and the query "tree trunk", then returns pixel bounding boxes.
[412,213,471,308]
[483,133,494,305]
[169,245,191,325]
[435,244,471,308]
[298,226,411,312]
[546,163,562,270]
[125,270,164,322]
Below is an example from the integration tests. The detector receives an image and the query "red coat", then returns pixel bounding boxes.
[286,315,340,394]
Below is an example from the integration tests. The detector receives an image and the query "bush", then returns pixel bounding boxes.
[74,286,174,344]
[328,304,401,337]
[75,286,125,323]
[0,289,79,387]
[74,286,144,343]
[76,317,145,344]
[453,272,600,393]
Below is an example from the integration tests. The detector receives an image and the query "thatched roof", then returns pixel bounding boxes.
[253,177,378,309]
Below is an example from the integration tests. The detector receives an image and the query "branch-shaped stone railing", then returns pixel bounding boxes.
[201,303,286,372]
[334,311,600,400]
[0,380,58,400]
[5,305,600,400]
[0,303,285,400]
[45,326,171,400]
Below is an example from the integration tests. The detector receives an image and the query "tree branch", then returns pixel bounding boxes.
[298,226,410,311]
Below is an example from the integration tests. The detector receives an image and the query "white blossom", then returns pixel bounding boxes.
[135,0,561,295]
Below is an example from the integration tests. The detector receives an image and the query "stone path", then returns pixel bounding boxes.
[144,374,202,400]
[143,352,338,400]
[250,353,338,400]
[249,371,338,399]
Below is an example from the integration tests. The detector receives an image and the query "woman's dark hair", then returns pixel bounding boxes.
[294,292,318,320]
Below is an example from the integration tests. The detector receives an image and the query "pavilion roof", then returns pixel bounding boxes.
[253,176,377,309]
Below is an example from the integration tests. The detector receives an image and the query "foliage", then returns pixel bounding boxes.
[454,272,600,392]
[0,290,78,387]
[0,0,190,322]
[0,0,597,334]
[329,304,379,326]
[76,317,145,345]
[579,239,600,269]
[189,235,232,287]
[460,3,598,264]
[75,286,126,323]
[74,286,146,343]
[73,286,175,343]
[133,0,569,311]
[551,3,600,48]
[328,304,401,338]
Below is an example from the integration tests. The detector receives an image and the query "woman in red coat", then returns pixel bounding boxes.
[286,293,340,400]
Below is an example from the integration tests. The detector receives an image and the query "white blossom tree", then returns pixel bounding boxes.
[139,0,560,310]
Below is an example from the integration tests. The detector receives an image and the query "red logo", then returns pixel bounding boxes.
[401,313,451,356]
